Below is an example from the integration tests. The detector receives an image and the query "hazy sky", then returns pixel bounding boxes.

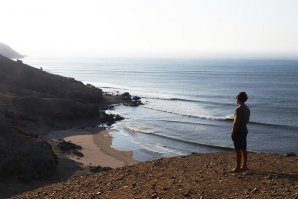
[1,0,298,58]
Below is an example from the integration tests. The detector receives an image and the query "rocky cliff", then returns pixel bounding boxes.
[0,55,109,182]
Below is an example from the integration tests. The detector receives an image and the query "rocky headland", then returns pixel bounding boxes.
[0,54,140,197]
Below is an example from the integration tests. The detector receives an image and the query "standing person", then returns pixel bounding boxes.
[231,92,250,172]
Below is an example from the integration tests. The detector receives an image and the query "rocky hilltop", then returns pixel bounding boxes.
[0,55,132,185]
[11,152,298,199]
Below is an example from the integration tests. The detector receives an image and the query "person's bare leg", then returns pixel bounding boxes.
[232,150,242,172]
[241,150,248,170]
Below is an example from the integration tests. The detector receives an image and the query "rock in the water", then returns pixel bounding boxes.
[100,112,124,126]
[119,92,143,106]
[121,92,131,99]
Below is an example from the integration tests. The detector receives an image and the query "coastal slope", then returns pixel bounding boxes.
[12,152,298,199]
[0,55,126,185]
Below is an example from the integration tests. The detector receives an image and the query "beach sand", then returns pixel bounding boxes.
[1,127,139,198]
[47,127,138,169]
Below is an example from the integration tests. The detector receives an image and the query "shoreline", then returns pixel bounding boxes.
[46,127,138,169]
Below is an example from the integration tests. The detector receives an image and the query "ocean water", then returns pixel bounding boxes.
[25,57,298,160]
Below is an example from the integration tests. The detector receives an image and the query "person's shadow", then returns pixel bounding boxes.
[246,170,298,182]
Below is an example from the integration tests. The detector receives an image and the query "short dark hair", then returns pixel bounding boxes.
[236,92,248,103]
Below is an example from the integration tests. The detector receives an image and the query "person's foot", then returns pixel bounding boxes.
[240,167,249,171]
[231,167,241,172]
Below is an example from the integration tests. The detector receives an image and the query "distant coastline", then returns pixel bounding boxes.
[0,42,24,59]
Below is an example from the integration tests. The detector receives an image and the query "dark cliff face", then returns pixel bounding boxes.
[0,55,103,103]
[0,55,104,181]
[0,55,104,127]
[0,116,58,182]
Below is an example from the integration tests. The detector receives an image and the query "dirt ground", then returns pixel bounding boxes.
[11,152,298,199]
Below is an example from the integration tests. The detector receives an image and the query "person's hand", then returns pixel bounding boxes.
[231,132,235,140]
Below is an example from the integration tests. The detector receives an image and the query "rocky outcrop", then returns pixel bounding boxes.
[0,115,57,182]
[120,92,143,106]
[99,112,124,126]
[0,55,126,182]
[57,140,84,157]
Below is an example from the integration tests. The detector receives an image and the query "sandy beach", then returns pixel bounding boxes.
[47,127,138,169]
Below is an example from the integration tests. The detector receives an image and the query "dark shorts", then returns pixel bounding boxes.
[232,131,248,151]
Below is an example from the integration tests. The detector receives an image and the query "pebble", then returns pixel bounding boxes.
[151,192,158,198]
[183,190,191,197]
[252,188,259,193]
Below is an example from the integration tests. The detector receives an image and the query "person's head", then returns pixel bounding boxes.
[236,92,248,104]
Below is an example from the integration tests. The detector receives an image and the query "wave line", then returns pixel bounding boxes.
[124,126,234,151]
[144,96,233,106]
[144,106,298,129]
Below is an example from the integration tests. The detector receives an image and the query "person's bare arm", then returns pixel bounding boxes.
[232,114,240,137]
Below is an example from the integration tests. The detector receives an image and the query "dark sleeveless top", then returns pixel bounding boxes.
[235,104,250,132]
